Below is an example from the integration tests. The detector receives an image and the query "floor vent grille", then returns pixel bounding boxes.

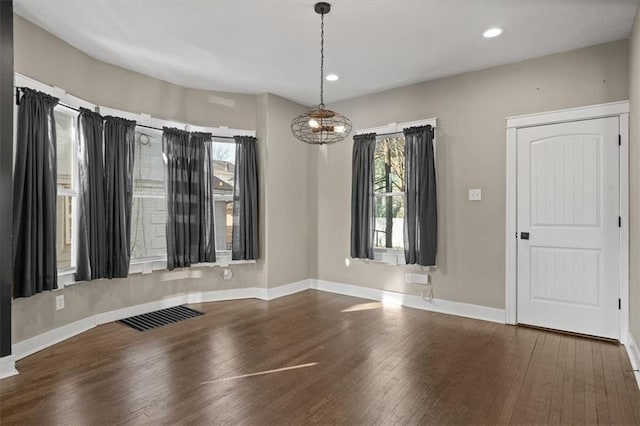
[117,306,203,331]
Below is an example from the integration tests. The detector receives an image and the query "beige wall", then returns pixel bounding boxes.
[11,16,312,343]
[630,11,640,345]
[13,15,257,129]
[261,94,314,287]
[316,39,629,309]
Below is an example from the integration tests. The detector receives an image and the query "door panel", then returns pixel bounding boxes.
[516,117,619,339]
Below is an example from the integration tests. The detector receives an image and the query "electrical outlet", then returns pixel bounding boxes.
[468,189,482,201]
[405,273,430,285]
[56,295,65,311]
[412,273,430,285]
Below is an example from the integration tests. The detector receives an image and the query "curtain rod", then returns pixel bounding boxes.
[134,123,236,140]
[371,128,437,138]
[16,87,239,140]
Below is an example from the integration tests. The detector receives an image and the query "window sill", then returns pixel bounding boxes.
[351,249,406,266]
[374,248,406,265]
[57,269,80,289]
[55,256,256,287]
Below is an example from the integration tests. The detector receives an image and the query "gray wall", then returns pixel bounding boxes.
[630,11,640,345]
[11,16,312,343]
[315,39,630,309]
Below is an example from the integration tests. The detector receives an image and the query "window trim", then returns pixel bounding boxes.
[354,118,437,138]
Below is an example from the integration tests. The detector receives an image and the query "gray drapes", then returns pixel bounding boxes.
[77,110,137,280]
[104,116,136,277]
[404,125,437,266]
[163,128,216,269]
[232,136,258,260]
[350,133,376,260]
[76,108,106,281]
[13,89,59,298]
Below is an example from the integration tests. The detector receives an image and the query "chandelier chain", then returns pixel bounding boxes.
[320,11,325,108]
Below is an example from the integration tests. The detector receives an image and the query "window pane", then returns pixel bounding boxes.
[133,129,165,195]
[215,200,233,251]
[374,195,404,249]
[211,141,235,252]
[130,197,167,259]
[374,136,405,194]
[55,109,75,190]
[56,195,73,269]
[211,141,235,195]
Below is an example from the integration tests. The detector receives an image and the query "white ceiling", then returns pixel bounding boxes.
[15,0,638,106]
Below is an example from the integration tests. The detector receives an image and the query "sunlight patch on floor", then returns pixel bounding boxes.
[341,302,383,312]
[201,362,319,384]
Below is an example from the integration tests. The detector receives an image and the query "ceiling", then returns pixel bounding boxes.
[15,0,638,106]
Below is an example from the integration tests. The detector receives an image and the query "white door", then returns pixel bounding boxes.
[516,117,620,339]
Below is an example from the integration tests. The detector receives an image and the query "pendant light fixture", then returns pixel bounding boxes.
[291,2,352,145]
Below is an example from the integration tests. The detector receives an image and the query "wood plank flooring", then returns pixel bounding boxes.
[1,289,639,425]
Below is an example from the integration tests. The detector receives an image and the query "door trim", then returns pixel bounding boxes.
[505,101,630,342]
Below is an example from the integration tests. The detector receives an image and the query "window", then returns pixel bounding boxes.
[211,140,236,254]
[54,108,78,271]
[130,128,167,261]
[129,133,238,263]
[374,136,405,253]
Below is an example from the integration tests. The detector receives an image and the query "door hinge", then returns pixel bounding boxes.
[619,298,622,310]
[619,134,622,146]
[619,216,622,228]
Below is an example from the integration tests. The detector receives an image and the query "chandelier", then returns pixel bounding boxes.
[291,2,352,145]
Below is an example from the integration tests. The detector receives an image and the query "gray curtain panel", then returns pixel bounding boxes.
[193,132,216,263]
[404,125,437,266]
[231,136,258,260]
[13,89,59,298]
[104,116,136,278]
[350,133,377,260]
[76,108,106,281]
[163,128,216,269]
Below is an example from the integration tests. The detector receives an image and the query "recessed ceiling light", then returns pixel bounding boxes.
[326,73,339,82]
[483,28,503,38]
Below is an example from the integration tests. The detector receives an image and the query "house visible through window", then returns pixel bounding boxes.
[374,135,405,251]
[131,128,167,261]
[54,108,78,270]
[211,140,236,253]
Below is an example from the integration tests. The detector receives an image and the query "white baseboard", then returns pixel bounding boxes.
[95,295,189,325]
[266,280,311,300]
[196,287,264,303]
[311,279,506,324]
[13,317,96,363]
[625,331,640,390]
[7,277,504,376]
[10,281,312,365]
[0,355,18,379]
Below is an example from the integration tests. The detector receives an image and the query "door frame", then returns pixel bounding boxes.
[505,101,629,342]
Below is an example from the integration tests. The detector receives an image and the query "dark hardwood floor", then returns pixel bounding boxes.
[1,289,639,425]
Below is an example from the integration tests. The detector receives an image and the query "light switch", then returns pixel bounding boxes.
[468,189,482,201]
